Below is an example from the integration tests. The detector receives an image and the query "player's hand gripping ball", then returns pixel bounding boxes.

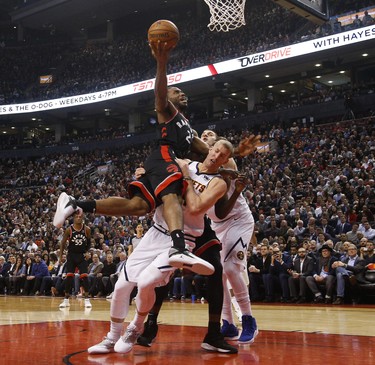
[148,20,180,49]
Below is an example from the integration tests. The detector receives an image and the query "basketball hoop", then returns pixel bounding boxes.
[204,0,246,32]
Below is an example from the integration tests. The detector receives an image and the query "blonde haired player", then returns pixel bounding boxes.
[202,129,259,344]
[88,140,239,355]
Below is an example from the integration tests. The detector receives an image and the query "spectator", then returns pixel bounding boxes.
[307,240,319,260]
[362,10,374,26]
[352,14,362,28]
[359,221,375,241]
[264,219,280,240]
[19,257,34,295]
[192,274,207,302]
[0,255,11,293]
[346,223,360,245]
[319,216,336,238]
[362,241,375,270]
[38,252,59,295]
[172,268,194,301]
[305,244,338,303]
[334,233,349,253]
[28,253,49,295]
[315,230,328,249]
[293,220,306,240]
[87,253,104,296]
[334,216,352,238]
[92,252,117,297]
[288,246,314,303]
[107,251,127,299]
[254,214,268,241]
[288,244,298,265]
[21,237,38,252]
[248,244,271,302]
[331,243,366,304]
[168,269,182,300]
[6,255,24,294]
[51,254,68,297]
[278,220,291,240]
[338,241,351,260]
[265,245,292,302]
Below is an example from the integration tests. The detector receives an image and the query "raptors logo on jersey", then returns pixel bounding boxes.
[156,112,194,158]
[71,232,86,246]
[67,225,90,254]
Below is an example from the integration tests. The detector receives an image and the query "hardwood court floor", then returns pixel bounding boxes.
[0,295,374,365]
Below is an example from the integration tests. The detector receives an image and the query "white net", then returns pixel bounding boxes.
[204,0,246,32]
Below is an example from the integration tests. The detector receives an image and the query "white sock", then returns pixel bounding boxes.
[107,321,123,341]
[231,296,242,315]
[132,310,147,330]
[221,277,235,324]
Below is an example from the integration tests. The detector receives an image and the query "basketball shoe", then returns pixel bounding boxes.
[114,323,143,353]
[238,315,258,344]
[168,247,215,275]
[220,319,239,340]
[59,298,70,308]
[53,192,80,228]
[88,336,116,354]
[136,317,159,347]
[201,332,238,354]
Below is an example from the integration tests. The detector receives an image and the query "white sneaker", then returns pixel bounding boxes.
[106,292,113,299]
[88,336,116,354]
[59,298,70,308]
[84,298,92,308]
[168,247,215,275]
[53,192,79,228]
[114,323,143,354]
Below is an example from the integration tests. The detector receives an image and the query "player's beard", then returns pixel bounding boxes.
[179,101,187,113]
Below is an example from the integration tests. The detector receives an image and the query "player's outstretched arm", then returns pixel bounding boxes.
[214,174,249,219]
[233,134,262,157]
[150,41,175,123]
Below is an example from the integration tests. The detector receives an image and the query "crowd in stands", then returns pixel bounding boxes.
[1,79,374,152]
[0,0,374,104]
[0,115,374,303]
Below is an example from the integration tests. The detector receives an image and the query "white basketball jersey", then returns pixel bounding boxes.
[183,161,223,238]
[207,179,254,233]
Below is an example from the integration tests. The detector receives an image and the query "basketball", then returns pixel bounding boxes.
[148,20,180,49]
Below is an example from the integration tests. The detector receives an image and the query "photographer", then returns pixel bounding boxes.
[263,245,292,303]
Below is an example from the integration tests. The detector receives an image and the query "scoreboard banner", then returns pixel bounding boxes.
[211,25,375,74]
[0,25,374,116]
